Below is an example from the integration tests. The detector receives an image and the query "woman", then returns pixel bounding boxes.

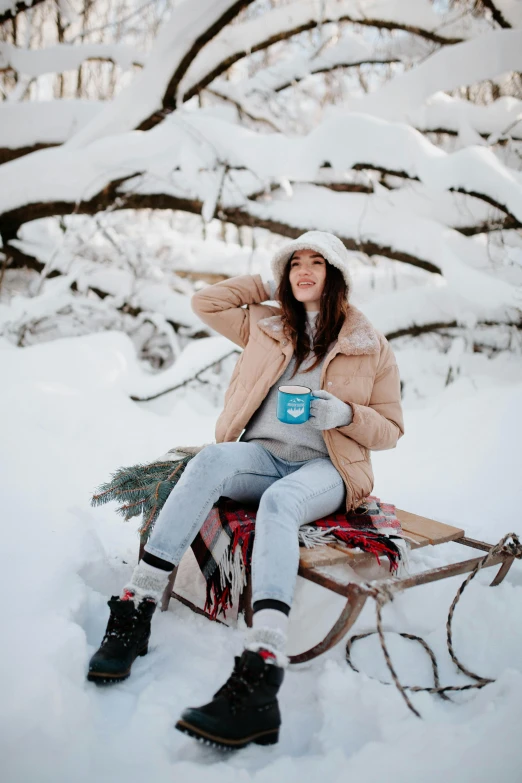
[88,230,404,749]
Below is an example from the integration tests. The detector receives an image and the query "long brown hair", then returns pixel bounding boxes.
[277,256,349,377]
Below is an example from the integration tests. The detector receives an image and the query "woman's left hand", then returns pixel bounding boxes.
[310,390,353,430]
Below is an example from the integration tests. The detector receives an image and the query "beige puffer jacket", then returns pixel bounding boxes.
[191,274,404,511]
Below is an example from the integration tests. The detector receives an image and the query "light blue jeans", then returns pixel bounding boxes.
[144,442,345,607]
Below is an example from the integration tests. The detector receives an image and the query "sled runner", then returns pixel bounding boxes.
[150,507,516,665]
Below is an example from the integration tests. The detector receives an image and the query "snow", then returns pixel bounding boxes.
[0,100,103,149]
[0,251,200,330]
[203,31,404,101]
[1,1,522,774]
[494,0,522,27]
[243,184,521,313]
[345,29,522,120]
[0,0,29,13]
[67,0,242,147]
[4,109,521,228]
[0,41,145,77]
[1,328,521,782]
[1,111,521,321]
[404,94,522,140]
[212,30,428,102]
[129,335,240,400]
[179,0,476,99]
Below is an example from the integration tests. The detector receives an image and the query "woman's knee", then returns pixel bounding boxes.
[257,482,304,524]
[183,442,245,482]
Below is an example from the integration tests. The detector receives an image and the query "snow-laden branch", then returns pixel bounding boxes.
[67,0,253,148]
[129,337,239,401]
[406,94,522,141]
[3,112,521,224]
[4,240,200,329]
[166,113,522,224]
[0,41,145,77]
[8,239,519,368]
[213,32,403,99]
[7,92,519,165]
[238,184,520,312]
[178,0,476,102]
[491,0,522,27]
[361,285,521,338]
[3,156,520,317]
[343,29,522,120]
[0,108,520,318]
[0,0,45,25]
[480,0,513,28]
[0,100,103,155]
[1,110,521,247]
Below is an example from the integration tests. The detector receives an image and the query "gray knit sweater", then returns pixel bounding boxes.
[241,312,331,461]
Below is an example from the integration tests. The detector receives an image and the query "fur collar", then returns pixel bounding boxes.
[257,305,380,356]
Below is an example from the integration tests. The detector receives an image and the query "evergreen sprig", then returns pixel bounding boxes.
[91,454,195,543]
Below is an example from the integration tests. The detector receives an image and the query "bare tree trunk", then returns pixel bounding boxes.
[76,0,94,98]
[55,1,66,99]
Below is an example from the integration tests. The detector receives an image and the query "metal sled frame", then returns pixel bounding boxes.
[152,509,516,665]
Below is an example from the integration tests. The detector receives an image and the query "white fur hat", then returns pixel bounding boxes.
[270,231,352,296]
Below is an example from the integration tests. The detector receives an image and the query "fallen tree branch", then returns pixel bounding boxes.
[137,0,256,130]
[132,318,522,402]
[0,190,442,275]
[2,243,196,330]
[386,318,522,341]
[4,120,520,168]
[180,8,463,107]
[272,58,402,93]
[457,214,520,235]
[0,143,55,166]
[478,0,512,28]
[130,348,240,402]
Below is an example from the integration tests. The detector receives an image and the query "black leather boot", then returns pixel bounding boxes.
[87,593,156,683]
[176,649,285,749]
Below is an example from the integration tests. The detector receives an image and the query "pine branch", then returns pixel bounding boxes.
[90,452,199,542]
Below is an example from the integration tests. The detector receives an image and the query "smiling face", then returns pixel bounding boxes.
[288,249,327,311]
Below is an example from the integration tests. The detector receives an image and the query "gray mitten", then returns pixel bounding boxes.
[309,389,353,430]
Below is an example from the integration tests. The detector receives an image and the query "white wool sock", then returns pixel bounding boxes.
[245,609,289,667]
[253,608,289,637]
[123,561,171,604]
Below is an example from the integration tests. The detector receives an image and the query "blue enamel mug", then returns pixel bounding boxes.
[276,385,319,424]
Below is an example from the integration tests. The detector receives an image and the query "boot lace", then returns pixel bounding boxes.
[218,657,264,713]
[101,603,139,652]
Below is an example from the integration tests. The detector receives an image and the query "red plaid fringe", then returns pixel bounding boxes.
[191,495,405,620]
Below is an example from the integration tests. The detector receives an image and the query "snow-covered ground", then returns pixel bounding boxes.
[1,327,521,783]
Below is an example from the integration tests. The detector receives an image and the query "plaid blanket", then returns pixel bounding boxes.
[89,446,405,620]
[191,495,405,620]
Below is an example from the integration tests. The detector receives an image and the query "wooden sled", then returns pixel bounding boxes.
[144,509,516,665]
